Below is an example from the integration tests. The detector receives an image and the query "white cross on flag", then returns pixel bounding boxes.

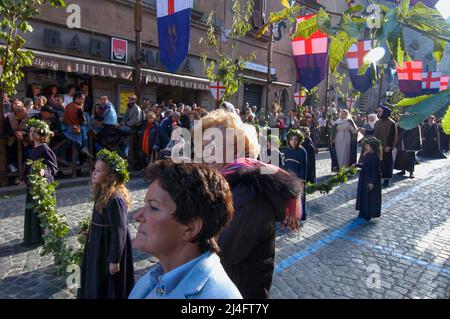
[294,92,307,106]
[346,96,358,110]
[209,81,226,101]
[345,40,371,70]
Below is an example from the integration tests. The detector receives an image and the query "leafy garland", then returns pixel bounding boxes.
[27,159,89,275]
[306,166,357,195]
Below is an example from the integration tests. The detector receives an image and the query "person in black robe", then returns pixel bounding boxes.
[300,126,316,184]
[417,116,447,159]
[79,150,134,299]
[355,137,382,221]
[394,124,422,178]
[374,106,397,187]
[281,129,308,221]
[21,122,58,247]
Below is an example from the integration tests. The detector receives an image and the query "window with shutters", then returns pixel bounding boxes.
[252,0,266,29]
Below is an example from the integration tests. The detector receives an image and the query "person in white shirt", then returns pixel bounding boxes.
[63,85,76,106]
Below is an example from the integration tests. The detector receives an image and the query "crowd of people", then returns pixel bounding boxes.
[4,83,449,300]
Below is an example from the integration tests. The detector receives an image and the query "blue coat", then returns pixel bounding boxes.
[159,117,173,149]
[128,252,242,299]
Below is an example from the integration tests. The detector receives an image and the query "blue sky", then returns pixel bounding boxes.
[436,0,450,19]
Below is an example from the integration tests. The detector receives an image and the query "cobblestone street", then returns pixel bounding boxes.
[0,150,449,299]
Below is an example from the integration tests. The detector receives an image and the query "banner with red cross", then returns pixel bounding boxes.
[422,71,441,95]
[294,91,307,106]
[209,81,226,102]
[396,61,423,97]
[345,40,374,93]
[291,14,328,90]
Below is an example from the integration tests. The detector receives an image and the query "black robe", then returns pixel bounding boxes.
[281,147,308,220]
[79,194,135,299]
[394,126,422,173]
[356,152,381,220]
[219,167,301,299]
[418,123,446,159]
[374,118,397,179]
[23,144,58,247]
[302,137,316,184]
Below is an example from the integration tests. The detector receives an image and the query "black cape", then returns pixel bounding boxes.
[417,123,446,159]
[356,152,382,220]
[394,126,422,173]
[302,137,316,184]
[79,194,135,299]
[24,144,58,247]
[219,166,302,299]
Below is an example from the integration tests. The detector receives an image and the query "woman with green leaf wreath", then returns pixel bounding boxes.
[78,149,134,299]
[19,119,58,247]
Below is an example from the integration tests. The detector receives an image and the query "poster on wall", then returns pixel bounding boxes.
[111,37,128,63]
[119,86,135,115]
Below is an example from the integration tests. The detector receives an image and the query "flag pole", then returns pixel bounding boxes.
[265,23,274,118]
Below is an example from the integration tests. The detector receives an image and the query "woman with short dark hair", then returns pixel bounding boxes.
[129,160,242,299]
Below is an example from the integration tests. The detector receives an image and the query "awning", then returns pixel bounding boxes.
[30,49,210,90]
[31,49,134,80]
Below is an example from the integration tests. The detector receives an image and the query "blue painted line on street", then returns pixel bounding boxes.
[275,170,450,273]
[274,218,366,273]
[341,235,450,277]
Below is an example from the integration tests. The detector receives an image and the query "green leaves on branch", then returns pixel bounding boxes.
[329,32,356,74]
[0,0,66,95]
[396,94,433,107]
[442,106,450,135]
[200,0,256,103]
[256,0,300,38]
[306,166,357,195]
[27,159,85,275]
[399,89,450,130]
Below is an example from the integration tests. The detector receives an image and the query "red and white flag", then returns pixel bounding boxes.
[396,61,423,81]
[294,91,307,106]
[440,76,449,91]
[209,81,226,101]
[346,96,358,110]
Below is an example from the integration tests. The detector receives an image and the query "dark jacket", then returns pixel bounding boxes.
[219,166,302,299]
[159,117,173,149]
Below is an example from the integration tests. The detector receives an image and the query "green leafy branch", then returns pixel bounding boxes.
[27,159,87,275]
[199,0,256,103]
[306,166,357,195]
[0,0,66,96]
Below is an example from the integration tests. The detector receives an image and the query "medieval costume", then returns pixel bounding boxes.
[418,121,446,159]
[23,144,58,247]
[219,159,302,299]
[300,128,316,184]
[79,194,135,299]
[355,138,382,221]
[394,125,422,178]
[374,106,398,187]
[439,123,449,153]
[330,118,358,171]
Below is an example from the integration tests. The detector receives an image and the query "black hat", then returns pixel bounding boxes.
[41,105,54,113]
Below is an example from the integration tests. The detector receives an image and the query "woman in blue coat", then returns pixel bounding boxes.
[282,129,308,221]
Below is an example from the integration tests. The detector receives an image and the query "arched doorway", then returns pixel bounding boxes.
[280,89,290,113]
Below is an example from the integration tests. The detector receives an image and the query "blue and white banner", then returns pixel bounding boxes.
[157,0,192,73]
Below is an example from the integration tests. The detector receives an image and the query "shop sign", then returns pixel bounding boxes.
[111,38,128,63]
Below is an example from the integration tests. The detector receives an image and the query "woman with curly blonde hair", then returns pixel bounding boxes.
[79,149,134,299]
[195,107,302,299]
